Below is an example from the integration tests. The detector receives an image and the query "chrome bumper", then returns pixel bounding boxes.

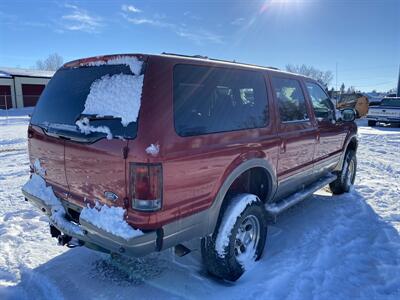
[22,189,158,257]
[367,116,400,122]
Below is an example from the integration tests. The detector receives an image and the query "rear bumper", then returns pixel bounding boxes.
[22,189,158,257]
[367,116,400,123]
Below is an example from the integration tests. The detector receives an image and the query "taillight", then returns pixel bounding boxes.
[130,163,162,212]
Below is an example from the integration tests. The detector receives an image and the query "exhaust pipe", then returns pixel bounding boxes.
[66,238,84,248]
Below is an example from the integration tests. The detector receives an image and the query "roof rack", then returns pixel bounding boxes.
[161,52,208,59]
[161,52,279,70]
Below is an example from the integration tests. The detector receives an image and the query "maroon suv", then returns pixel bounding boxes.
[22,53,357,281]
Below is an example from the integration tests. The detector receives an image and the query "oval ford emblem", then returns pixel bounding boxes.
[104,191,118,201]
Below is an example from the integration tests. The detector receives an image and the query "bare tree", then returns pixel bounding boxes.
[285,64,333,87]
[36,53,64,71]
[340,83,346,94]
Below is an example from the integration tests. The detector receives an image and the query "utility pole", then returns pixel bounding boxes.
[397,64,400,97]
[336,62,338,92]
[335,62,338,106]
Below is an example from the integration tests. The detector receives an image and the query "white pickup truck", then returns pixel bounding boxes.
[367,97,400,127]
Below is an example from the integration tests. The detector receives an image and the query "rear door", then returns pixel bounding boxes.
[64,139,128,208]
[30,62,141,209]
[304,81,345,175]
[271,76,317,200]
[28,126,69,197]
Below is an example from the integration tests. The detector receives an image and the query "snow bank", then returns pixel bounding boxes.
[0,107,34,117]
[81,73,144,127]
[22,174,83,237]
[84,56,143,76]
[75,117,112,139]
[215,194,259,265]
[80,202,143,240]
[145,144,160,156]
[3,112,400,299]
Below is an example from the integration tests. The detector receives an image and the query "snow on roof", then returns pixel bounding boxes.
[0,67,55,78]
[0,71,12,78]
[84,56,143,76]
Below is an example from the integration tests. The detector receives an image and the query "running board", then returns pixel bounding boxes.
[265,174,337,215]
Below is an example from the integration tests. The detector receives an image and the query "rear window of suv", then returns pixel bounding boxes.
[381,98,400,107]
[31,64,139,140]
[173,65,268,136]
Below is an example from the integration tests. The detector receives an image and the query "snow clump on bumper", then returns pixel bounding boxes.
[80,202,144,240]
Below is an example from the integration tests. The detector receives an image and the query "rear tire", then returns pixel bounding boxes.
[201,194,267,281]
[329,150,357,194]
[368,120,376,127]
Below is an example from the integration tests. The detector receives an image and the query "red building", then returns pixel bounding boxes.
[0,67,54,109]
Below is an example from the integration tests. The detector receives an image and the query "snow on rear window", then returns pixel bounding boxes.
[76,117,113,139]
[81,73,143,127]
[83,56,143,76]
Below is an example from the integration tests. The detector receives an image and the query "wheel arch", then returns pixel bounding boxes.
[335,134,358,172]
[206,158,277,235]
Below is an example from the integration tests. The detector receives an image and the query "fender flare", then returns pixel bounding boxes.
[335,134,358,172]
[205,158,277,235]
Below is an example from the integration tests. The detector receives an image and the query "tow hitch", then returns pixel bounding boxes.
[57,234,72,246]
[50,224,83,248]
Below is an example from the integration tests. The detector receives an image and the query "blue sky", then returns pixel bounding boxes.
[0,0,399,91]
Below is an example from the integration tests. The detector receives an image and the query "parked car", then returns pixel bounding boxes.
[22,53,358,281]
[367,97,400,126]
[336,93,369,118]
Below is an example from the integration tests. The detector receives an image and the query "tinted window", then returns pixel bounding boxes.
[306,82,335,120]
[31,65,138,139]
[381,98,400,107]
[272,77,309,122]
[173,65,268,136]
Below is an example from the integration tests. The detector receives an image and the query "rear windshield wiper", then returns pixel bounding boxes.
[40,122,107,143]
[79,115,118,121]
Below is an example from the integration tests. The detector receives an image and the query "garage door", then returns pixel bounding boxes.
[0,85,12,109]
[22,84,45,107]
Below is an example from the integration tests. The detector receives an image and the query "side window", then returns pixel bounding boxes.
[173,65,268,136]
[271,77,309,122]
[306,82,334,120]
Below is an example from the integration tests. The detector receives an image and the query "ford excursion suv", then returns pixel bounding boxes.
[22,53,358,281]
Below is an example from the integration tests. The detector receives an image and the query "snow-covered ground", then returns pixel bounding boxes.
[0,111,399,299]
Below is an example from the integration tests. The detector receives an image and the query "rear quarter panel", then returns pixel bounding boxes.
[125,57,279,229]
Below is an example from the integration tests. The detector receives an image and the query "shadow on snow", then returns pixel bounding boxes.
[2,189,400,300]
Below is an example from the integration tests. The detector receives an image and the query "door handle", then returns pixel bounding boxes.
[316,133,320,143]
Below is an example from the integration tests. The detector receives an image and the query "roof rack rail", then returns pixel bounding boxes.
[208,57,279,70]
[161,52,208,59]
[160,52,279,70]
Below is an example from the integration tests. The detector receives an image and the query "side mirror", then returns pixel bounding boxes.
[341,109,356,122]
